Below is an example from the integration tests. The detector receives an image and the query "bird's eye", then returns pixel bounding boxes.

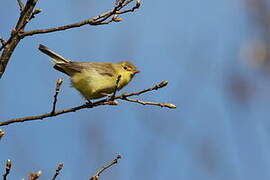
[123,66,128,70]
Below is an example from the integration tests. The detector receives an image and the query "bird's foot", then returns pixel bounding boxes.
[85,100,94,107]
[101,92,115,101]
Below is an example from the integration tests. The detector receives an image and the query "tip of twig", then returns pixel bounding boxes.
[29,170,42,180]
[112,15,123,22]
[158,81,168,88]
[0,129,4,139]
[136,0,142,8]
[33,8,42,14]
[6,159,11,170]
[116,154,122,160]
[56,78,64,91]
[57,162,64,171]
[164,103,177,109]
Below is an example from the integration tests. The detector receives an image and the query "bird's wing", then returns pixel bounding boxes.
[58,62,116,77]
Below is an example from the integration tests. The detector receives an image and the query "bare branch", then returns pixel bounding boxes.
[0,81,176,127]
[2,159,11,180]
[51,78,64,115]
[17,0,25,11]
[89,154,121,180]
[0,0,39,78]
[123,97,177,108]
[20,0,140,37]
[109,75,122,101]
[51,163,64,180]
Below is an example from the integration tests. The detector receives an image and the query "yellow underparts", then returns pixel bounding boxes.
[70,69,133,100]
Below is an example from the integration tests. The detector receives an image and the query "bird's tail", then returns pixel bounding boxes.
[38,44,70,64]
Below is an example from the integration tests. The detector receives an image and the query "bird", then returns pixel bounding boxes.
[38,44,139,101]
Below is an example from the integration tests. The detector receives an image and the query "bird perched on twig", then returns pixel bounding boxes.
[38,44,139,101]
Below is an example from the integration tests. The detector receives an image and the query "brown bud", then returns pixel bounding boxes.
[165,103,177,109]
[0,129,4,139]
[112,15,123,22]
[158,81,168,88]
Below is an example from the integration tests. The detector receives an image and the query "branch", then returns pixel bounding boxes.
[2,159,11,180]
[109,75,122,101]
[0,80,176,127]
[20,0,140,37]
[89,154,121,180]
[0,0,39,78]
[123,97,177,108]
[51,78,64,115]
[0,0,141,79]
[51,163,64,180]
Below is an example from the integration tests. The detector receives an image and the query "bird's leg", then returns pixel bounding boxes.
[85,99,93,107]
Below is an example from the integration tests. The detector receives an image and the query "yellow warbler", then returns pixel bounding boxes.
[38,44,139,100]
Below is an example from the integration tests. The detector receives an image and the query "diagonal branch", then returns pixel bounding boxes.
[0,81,176,127]
[0,0,39,78]
[89,154,121,180]
[51,163,64,180]
[20,0,140,37]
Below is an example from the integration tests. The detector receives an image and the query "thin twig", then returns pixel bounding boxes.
[20,0,139,37]
[109,75,121,101]
[123,97,177,108]
[3,159,11,180]
[17,0,25,11]
[89,154,122,180]
[51,163,64,180]
[51,78,64,115]
[0,81,176,126]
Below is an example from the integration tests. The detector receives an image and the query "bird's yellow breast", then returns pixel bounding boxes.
[70,69,133,100]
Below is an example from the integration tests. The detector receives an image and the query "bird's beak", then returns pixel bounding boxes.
[132,70,140,74]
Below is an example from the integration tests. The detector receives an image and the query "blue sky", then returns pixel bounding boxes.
[1,0,270,179]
